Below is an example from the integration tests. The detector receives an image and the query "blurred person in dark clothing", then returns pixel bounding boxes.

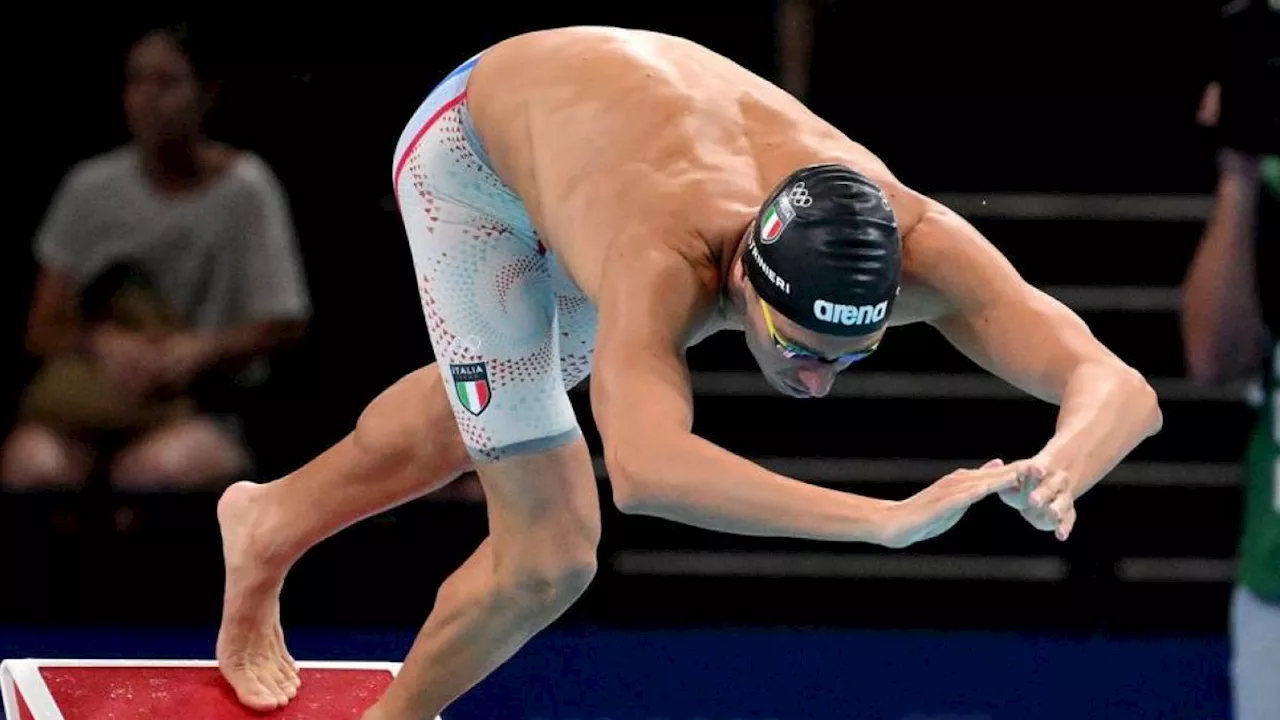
[776,0,824,103]
[1194,0,1278,160]
[1182,2,1278,717]
[1,23,311,493]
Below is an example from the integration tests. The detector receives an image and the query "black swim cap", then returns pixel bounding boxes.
[744,163,902,336]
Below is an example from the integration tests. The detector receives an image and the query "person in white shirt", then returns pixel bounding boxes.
[2,23,311,492]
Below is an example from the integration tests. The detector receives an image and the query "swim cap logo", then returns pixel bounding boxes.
[788,182,812,208]
[813,298,888,327]
[759,194,798,244]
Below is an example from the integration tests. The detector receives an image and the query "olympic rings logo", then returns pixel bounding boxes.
[447,334,485,361]
[789,182,812,208]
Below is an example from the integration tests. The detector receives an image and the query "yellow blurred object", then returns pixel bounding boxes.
[18,281,195,437]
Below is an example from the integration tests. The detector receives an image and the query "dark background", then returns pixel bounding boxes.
[0,4,1256,718]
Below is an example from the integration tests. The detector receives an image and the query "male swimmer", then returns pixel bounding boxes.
[214,27,1163,719]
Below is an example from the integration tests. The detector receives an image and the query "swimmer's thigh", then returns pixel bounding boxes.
[352,364,474,486]
[398,184,599,577]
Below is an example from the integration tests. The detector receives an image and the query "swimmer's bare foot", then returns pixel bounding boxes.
[217,480,302,711]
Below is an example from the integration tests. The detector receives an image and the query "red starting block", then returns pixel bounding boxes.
[0,659,432,719]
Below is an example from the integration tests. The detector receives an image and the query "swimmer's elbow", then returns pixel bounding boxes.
[1139,377,1163,438]
[606,435,686,512]
[1121,365,1164,438]
[603,439,666,515]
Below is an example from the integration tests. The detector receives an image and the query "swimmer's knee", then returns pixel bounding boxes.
[486,474,600,608]
[468,435,600,607]
[491,540,598,610]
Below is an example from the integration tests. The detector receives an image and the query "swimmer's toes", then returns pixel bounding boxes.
[226,666,285,712]
[273,630,302,689]
[268,657,298,700]
[259,664,292,706]
[280,659,301,694]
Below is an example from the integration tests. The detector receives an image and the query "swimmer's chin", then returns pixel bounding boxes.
[765,375,813,399]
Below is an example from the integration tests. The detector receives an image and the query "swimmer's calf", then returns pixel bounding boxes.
[217,365,472,711]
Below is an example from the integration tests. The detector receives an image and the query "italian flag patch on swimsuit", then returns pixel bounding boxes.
[451,362,491,415]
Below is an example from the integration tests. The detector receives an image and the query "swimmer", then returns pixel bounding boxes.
[215,27,1164,719]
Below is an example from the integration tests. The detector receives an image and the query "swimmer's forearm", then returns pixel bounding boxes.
[1037,361,1162,498]
[608,434,893,544]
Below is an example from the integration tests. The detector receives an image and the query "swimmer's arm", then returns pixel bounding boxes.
[910,198,1163,498]
[590,243,895,544]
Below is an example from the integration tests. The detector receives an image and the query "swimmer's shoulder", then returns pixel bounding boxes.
[881,182,999,327]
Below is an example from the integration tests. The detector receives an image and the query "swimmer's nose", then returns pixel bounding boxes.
[796,368,833,397]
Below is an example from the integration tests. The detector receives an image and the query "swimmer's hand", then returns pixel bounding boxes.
[998,455,1076,541]
[879,459,1028,549]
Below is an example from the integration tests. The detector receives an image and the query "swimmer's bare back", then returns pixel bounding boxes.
[466,26,931,327]
[464,26,1159,543]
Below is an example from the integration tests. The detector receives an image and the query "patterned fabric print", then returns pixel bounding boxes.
[437,107,490,179]
[425,107,534,234]
[551,260,597,390]
[396,95,594,462]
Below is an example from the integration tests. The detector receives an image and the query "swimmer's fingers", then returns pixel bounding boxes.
[945,463,1022,506]
[1019,505,1058,532]
[984,460,1040,494]
[912,462,1023,517]
[881,464,1022,548]
[1055,503,1077,541]
[1049,491,1075,541]
[998,472,1035,509]
[969,459,1028,498]
[1029,469,1069,509]
[982,466,1022,497]
[1012,469,1075,536]
[999,459,1047,501]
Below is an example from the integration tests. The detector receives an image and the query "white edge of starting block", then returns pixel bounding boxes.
[2,659,64,719]
[1,659,406,720]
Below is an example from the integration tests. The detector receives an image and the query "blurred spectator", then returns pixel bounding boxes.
[1181,2,1278,717]
[1,23,310,495]
[776,0,825,103]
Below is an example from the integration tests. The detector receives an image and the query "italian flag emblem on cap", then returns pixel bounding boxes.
[760,203,785,243]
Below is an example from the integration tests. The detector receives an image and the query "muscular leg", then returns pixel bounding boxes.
[217,364,474,711]
[110,416,250,491]
[0,423,94,491]
[364,437,600,720]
